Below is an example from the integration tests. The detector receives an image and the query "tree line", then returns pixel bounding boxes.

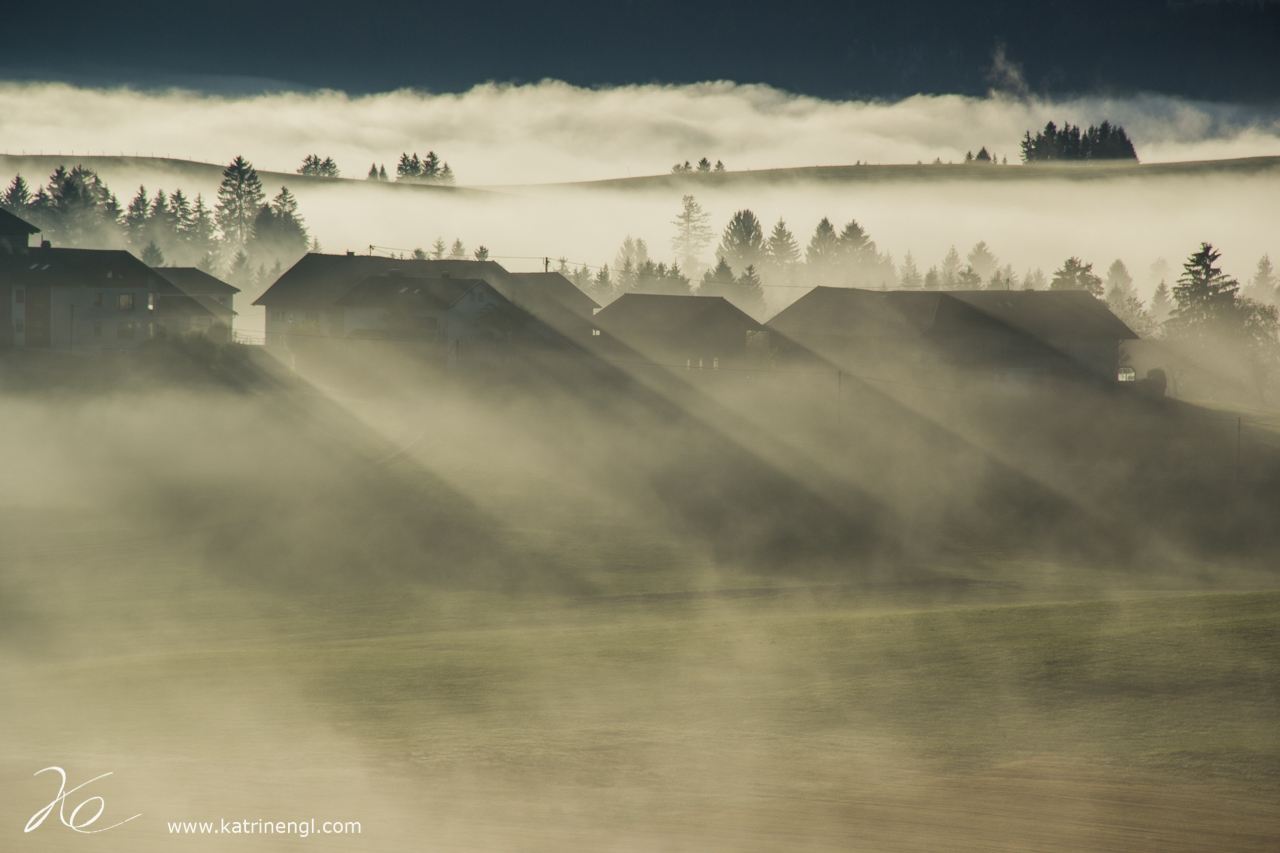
[1,157,310,290]
[1021,121,1138,163]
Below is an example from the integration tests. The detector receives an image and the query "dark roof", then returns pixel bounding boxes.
[768,287,1137,342]
[253,256,594,340]
[157,267,240,296]
[253,254,527,309]
[510,272,600,318]
[332,275,485,311]
[0,246,168,290]
[0,208,41,236]
[594,293,762,334]
[947,290,1137,341]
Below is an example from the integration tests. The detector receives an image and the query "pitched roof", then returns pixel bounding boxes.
[593,293,762,333]
[332,275,485,311]
[157,267,240,296]
[253,254,528,309]
[947,290,1138,341]
[0,246,168,290]
[510,272,600,318]
[0,208,41,236]
[768,287,1137,342]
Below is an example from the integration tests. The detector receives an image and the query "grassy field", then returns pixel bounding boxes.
[1,360,1278,851]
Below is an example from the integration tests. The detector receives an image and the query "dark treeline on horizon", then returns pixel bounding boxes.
[1,157,311,290]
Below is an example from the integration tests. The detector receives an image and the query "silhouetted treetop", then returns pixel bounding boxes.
[1021,121,1138,163]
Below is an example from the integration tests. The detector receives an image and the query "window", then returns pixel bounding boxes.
[592,329,600,336]
[93,292,103,308]
[117,323,135,340]
[147,293,155,310]
[92,321,102,337]
[1118,367,1136,382]
[14,289,24,304]
[118,293,134,311]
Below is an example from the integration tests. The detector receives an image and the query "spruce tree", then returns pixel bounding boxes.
[379,165,388,181]
[473,245,489,261]
[438,163,455,185]
[2,174,31,210]
[696,158,712,173]
[368,163,379,180]
[1050,257,1104,295]
[1169,243,1239,336]
[141,242,165,267]
[450,238,466,259]
[124,186,150,248]
[700,258,735,298]
[805,218,839,268]
[898,251,923,289]
[713,160,725,172]
[1244,254,1278,304]
[1151,281,1173,321]
[966,241,998,280]
[735,265,766,316]
[766,218,799,267]
[215,156,265,251]
[939,246,962,289]
[717,210,764,273]
[431,237,446,260]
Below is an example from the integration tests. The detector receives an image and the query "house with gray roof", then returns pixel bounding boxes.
[767,287,1138,385]
[591,293,765,369]
[253,254,597,349]
[0,218,218,351]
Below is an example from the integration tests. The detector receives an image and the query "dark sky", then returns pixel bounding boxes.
[4,0,1279,101]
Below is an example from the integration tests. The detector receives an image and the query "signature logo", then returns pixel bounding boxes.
[24,766,141,834]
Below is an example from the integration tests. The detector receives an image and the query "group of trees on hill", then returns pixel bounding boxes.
[1,156,311,290]
[672,158,726,174]
[1020,121,1138,163]
[297,155,340,178]
[393,152,455,185]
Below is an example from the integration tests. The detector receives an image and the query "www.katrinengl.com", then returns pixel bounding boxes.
[168,819,361,837]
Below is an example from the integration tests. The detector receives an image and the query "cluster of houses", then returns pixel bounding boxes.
[2,207,1141,388]
[0,209,237,349]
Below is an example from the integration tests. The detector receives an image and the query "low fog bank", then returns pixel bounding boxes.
[1,345,1279,851]
[3,80,1279,185]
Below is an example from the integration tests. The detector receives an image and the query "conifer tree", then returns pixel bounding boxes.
[1244,254,1278,304]
[734,265,766,316]
[939,246,962,289]
[898,251,923,289]
[1050,257,1104,296]
[438,163,455,185]
[473,245,489,261]
[124,186,150,247]
[215,156,265,251]
[805,218,839,268]
[966,241,998,280]
[713,160,725,172]
[2,174,31,210]
[718,210,764,273]
[923,266,941,290]
[431,237,446,260]
[671,194,713,273]
[1151,281,1173,321]
[368,163,379,180]
[766,218,799,267]
[696,158,712,173]
[450,238,466,259]
[379,165,388,181]
[141,242,165,267]
[700,257,735,298]
[1169,243,1240,336]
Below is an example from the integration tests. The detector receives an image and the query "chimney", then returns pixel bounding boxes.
[346,250,355,257]
[40,240,51,249]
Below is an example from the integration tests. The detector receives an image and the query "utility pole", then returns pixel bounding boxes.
[836,370,842,430]
[544,257,550,273]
